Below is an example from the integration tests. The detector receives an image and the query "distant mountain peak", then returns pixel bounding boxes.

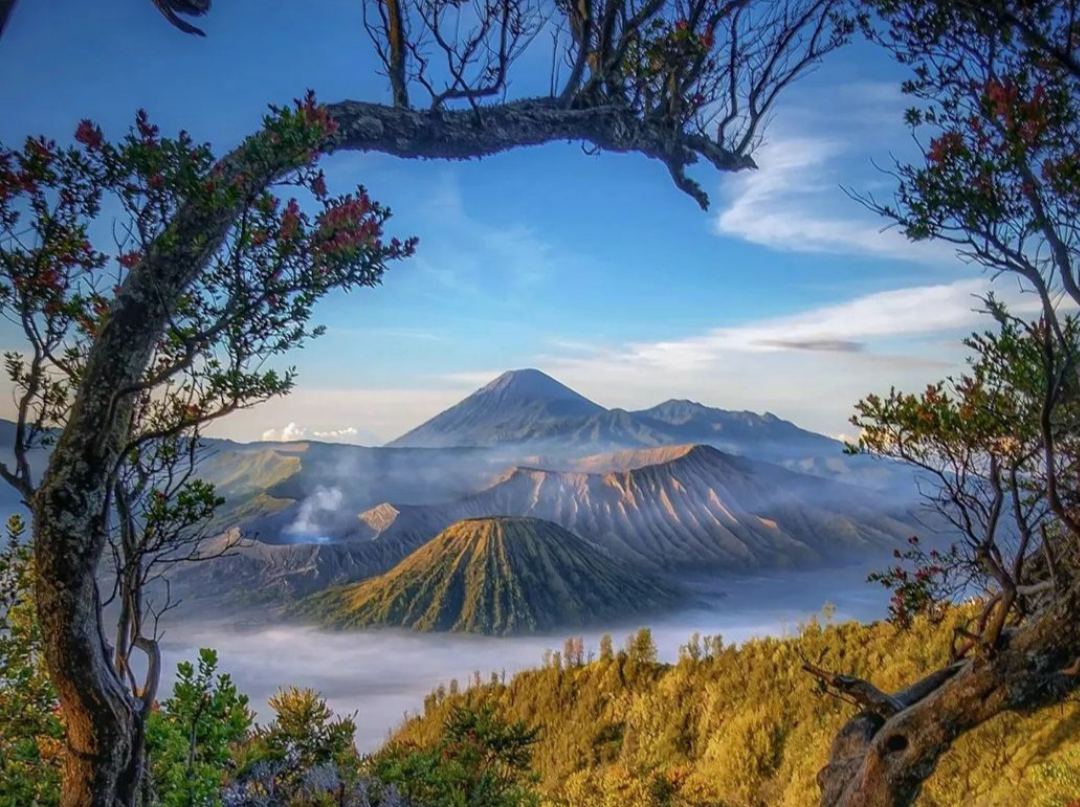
[387,369,603,449]
[479,368,595,402]
[387,370,840,462]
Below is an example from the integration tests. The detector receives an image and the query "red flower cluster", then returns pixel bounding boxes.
[75,120,104,150]
[279,199,302,241]
[118,251,143,269]
[314,194,383,261]
[927,131,964,165]
[296,90,339,138]
[0,151,15,203]
[135,109,160,147]
[319,193,372,231]
[985,79,1020,120]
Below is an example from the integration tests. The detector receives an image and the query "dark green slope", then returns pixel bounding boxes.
[297,517,679,636]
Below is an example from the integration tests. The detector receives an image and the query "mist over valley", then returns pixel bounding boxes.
[159,562,890,751]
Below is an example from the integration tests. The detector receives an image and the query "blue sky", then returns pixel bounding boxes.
[0,1,1036,443]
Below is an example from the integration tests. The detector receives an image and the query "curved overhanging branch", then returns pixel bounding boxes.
[813,581,1080,807]
[326,98,757,209]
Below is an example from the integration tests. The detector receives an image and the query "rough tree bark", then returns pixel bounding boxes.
[815,578,1080,807]
[30,98,759,806]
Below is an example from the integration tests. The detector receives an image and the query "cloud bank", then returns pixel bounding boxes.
[260,423,382,445]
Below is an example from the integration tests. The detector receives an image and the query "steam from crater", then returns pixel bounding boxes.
[287,485,344,537]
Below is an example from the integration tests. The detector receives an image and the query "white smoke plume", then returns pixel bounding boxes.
[287,486,344,537]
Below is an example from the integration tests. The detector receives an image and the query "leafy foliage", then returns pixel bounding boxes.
[0,99,414,474]
[242,686,360,793]
[862,0,1080,305]
[0,515,62,807]
[373,703,540,807]
[146,648,254,807]
[848,305,1080,646]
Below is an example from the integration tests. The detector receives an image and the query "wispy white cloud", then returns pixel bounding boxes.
[210,388,465,446]
[711,79,959,263]
[715,133,949,262]
[312,427,363,441]
[621,278,1031,369]
[259,422,382,446]
[261,422,308,442]
[326,326,447,342]
[410,173,558,303]
[527,279,1041,433]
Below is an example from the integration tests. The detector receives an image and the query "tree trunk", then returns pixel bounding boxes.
[33,453,137,806]
[116,712,150,807]
[31,150,275,806]
[817,580,1080,807]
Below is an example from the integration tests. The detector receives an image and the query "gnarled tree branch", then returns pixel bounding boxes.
[816,581,1080,807]
[326,98,755,208]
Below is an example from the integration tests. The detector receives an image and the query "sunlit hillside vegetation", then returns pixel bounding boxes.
[390,611,1080,807]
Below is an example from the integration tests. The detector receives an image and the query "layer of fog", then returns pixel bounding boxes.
[159,563,890,751]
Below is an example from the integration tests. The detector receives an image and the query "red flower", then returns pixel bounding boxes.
[38,268,60,290]
[927,132,964,165]
[118,251,142,269]
[135,109,160,144]
[675,19,687,31]
[279,199,302,241]
[75,120,104,150]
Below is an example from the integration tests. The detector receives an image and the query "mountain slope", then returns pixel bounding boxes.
[165,529,425,609]
[298,517,679,635]
[631,399,840,464]
[389,369,604,449]
[353,445,913,570]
